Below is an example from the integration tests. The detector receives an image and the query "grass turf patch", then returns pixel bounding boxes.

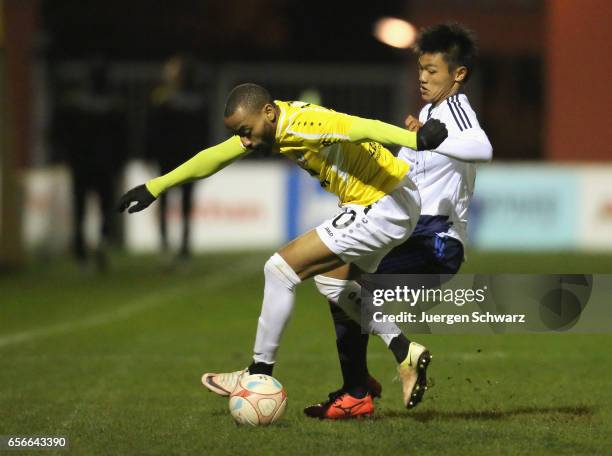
[0,251,610,455]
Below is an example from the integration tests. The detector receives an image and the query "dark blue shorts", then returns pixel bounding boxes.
[376,234,464,275]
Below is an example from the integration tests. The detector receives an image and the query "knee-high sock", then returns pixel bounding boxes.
[334,279,403,346]
[252,253,301,365]
[335,280,411,362]
[329,302,370,391]
[315,276,368,392]
[318,277,411,368]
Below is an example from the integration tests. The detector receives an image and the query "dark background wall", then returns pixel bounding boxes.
[3,0,612,165]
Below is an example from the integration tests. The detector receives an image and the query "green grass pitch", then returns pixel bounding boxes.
[1,251,611,455]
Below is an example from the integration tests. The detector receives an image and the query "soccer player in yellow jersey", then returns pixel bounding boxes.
[118,83,447,418]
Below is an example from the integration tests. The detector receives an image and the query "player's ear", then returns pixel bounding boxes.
[454,66,467,84]
[264,103,276,122]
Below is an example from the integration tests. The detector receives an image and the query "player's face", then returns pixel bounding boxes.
[224,104,277,152]
[418,53,466,105]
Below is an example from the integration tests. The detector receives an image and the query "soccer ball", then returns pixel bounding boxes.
[228,374,287,426]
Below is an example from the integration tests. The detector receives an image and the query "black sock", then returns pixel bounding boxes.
[346,385,368,399]
[248,361,274,376]
[330,303,369,396]
[389,334,411,364]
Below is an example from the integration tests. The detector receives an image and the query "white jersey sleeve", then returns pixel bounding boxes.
[432,94,492,162]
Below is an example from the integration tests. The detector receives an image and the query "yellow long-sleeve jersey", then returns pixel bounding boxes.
[146,100,419,207]
[274,101,408,206]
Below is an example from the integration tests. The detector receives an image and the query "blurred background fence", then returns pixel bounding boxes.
[1,0,611,267]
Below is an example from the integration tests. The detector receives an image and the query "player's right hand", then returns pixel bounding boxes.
[117,184,157,213]
[404,115,423,132]
[416,118,448,150]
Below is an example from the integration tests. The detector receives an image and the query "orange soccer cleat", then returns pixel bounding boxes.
[304,390,374,420]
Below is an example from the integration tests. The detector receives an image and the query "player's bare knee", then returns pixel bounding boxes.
[264,253,301,290]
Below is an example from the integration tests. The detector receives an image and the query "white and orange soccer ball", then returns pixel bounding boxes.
[228,374,287,426]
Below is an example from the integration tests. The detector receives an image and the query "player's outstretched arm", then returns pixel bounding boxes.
[118,136,248,214]
[431,130,492,162]
[146,136,248,196]
[404,114,492,162]
[406,105,492,162]
[347,117,447,151]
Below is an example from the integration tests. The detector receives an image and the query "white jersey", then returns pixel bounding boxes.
[398,93,492,245]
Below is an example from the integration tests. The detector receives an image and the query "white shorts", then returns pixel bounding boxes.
[315,176,421,272]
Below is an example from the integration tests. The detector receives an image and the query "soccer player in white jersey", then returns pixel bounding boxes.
[118,83,448,419]
[304,23,493,419]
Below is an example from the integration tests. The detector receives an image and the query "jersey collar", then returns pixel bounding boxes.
[274,101,286,140]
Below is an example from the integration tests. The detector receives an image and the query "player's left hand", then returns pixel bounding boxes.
[416,118,448,150]
[117,184,157,213]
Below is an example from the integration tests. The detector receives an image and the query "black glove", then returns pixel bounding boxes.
[416,118,448,150]
[117,184,157,213]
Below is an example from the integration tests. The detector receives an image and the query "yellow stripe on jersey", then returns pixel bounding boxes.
[274,100,410,206]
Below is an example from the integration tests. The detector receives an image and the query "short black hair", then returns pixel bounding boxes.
[415,23,477,83]
[224,83,273,117]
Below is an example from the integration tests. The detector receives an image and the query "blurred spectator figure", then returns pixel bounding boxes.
[146,55,208,262]
[298,88,322,105]
[52,60,127,271]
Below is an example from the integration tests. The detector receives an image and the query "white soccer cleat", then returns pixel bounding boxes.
[201,368,248,396]
[397,342,432,409]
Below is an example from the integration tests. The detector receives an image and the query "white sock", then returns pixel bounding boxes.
[252,253,301,365]
[378,333,399,347]
[315,276,402,343]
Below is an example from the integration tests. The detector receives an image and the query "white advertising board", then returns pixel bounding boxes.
[124,160,287,252]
